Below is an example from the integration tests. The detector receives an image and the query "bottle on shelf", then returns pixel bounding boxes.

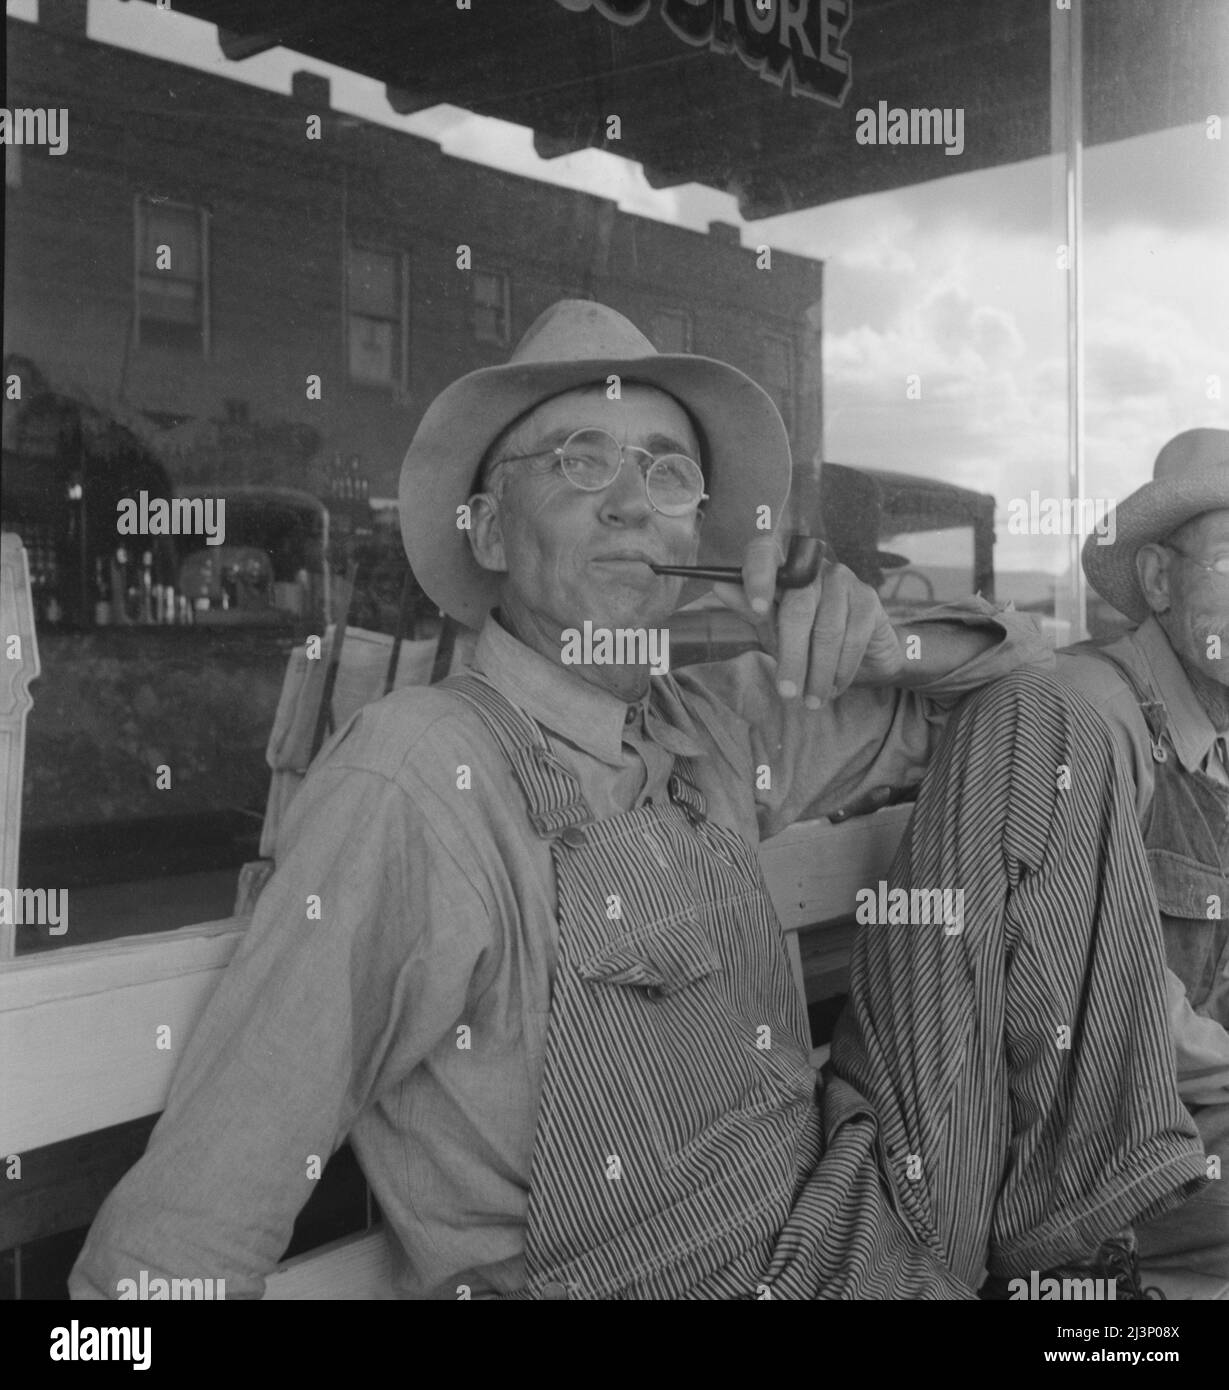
[140,551,154,624]
[110,547,131,625]
[125,553,142,625]
[26,535,45,614]
[44,542,61,626]
[93,555,111,626]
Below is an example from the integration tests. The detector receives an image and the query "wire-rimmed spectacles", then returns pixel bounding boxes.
[486,427,707,517]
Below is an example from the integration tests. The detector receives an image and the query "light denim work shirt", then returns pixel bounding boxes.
[70,598,1048,1300]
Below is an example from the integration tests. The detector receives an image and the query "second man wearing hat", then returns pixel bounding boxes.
[1058,427,1229,1284]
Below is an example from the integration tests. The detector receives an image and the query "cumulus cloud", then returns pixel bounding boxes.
[803,148,1227,587]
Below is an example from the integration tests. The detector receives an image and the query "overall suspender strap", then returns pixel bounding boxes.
[441,672,593,837]
[667,769,707,825]
[648,676,708,825]
[1078,643,1172,763]
[443,670,710,834]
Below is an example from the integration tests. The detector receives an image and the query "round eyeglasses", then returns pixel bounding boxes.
[489,427,708,517]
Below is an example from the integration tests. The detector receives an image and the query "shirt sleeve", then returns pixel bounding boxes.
[1053,647,1154,824]
[68,744,492,1301]
[1163,966,1229,1108]
[679,596,1051,838]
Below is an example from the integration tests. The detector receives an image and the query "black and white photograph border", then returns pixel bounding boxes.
[1,0,1227,1357]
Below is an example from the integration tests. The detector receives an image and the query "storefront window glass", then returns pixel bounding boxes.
[3,0,1223,957]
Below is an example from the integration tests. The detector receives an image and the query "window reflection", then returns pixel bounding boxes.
[135,197,208,354]
[347,246,405,389]
[3,0,1224,957]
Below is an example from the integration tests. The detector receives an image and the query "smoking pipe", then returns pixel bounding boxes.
[649,535,826,590]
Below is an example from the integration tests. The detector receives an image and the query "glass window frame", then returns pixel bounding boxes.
[470,267,512,347]
[344,241,410,394]
[132,194,211,357]
[760,331,795,434]
[650,307,692,354]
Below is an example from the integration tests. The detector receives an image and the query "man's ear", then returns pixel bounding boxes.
[1136,542,1172,614]
[468,492,507,574]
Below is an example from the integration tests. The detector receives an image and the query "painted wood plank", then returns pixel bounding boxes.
[1,533,41,961]
[263,1228,392,1300]
[0,919,242,1009]
[783,928,807,1007]
[761,803,912,931]
[0,922,243,1153]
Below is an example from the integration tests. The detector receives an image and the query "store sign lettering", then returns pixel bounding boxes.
[554,0,853,105]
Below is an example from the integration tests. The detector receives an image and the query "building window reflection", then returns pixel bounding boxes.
[650,308,691,354]
[760,333,795,433]
[472,269,512,346]
[134,197,209,355]
[347,245,407,390]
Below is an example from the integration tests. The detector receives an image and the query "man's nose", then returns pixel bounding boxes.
[598,458,653,523]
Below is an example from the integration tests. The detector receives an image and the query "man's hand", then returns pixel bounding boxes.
[711,536,904,706]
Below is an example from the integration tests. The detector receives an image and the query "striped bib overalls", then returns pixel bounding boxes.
[444,671,824,1298]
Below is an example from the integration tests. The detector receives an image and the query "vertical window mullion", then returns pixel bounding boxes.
[400,250,410,397]
[132,194,144,349]
[200,206,211,360]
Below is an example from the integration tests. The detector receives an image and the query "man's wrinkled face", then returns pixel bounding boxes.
[468,385,703,641]
[1144,508,1229,688]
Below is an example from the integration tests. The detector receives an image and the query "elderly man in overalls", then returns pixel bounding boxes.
[71,303,1206,1300]
[1057,429,1229,1283]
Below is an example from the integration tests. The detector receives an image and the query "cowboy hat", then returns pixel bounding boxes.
[1082,427,1229,622]
[399,299,792,628]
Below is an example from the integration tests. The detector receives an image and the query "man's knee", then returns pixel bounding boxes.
[962,665,1097,730]
[917,667,1133,869]
[938,666,1116,774]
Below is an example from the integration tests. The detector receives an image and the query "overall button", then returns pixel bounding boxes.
[560,826,588,848]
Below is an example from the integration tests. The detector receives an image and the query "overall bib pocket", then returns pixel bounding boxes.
[571,899,818,1167]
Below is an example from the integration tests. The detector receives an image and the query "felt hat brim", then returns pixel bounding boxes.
[1082,466,1229,622]
[399,304,791,629]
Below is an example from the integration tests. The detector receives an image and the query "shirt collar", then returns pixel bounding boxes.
[1132,616,1224,775]
[472,614,705,766]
